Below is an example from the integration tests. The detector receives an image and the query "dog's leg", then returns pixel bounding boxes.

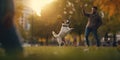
[57,37,62,46]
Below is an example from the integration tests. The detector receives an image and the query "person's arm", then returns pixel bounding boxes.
[82,8,90,17]
[80,5,90,17]
[98,16,102,27]
[96,14,102,29]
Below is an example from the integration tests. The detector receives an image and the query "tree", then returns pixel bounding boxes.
[20,0,120,45]
[14,0,24,27]
[94,0,120,17]
[14,0,27,40]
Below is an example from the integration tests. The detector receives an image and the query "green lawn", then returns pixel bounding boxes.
[0,46,120,60]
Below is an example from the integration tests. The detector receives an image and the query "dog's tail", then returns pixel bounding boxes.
[52,31,58,37]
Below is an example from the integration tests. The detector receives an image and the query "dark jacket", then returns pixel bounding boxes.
[83,9,102,30]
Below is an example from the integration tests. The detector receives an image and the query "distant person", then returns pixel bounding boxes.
[0,0,23,56]
[82,6,102,47]
[113,33,117,47]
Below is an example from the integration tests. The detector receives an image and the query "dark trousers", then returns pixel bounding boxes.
[85,27,100,47]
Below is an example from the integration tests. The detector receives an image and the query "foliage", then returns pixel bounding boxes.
[94,0,120,17]
[15,0,120,41]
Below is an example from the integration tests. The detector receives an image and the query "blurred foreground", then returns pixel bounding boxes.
[0,46,120,60]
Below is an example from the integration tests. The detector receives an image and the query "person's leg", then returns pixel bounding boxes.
[85,28,91,46]
[92,29,100,47]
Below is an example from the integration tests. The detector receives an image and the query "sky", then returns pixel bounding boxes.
[22,0,57,16]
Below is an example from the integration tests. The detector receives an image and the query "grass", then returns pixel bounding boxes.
[0,46,120,60]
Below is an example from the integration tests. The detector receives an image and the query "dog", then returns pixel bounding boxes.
[52,20,73,46]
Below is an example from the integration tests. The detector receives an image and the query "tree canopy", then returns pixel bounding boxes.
[15,0,120,41]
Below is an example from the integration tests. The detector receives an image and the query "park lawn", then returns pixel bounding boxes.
[0,46,120,60]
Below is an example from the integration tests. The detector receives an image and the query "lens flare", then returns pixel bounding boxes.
[28,0,55,16]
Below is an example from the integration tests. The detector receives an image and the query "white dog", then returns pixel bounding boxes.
[52,20,73,46]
